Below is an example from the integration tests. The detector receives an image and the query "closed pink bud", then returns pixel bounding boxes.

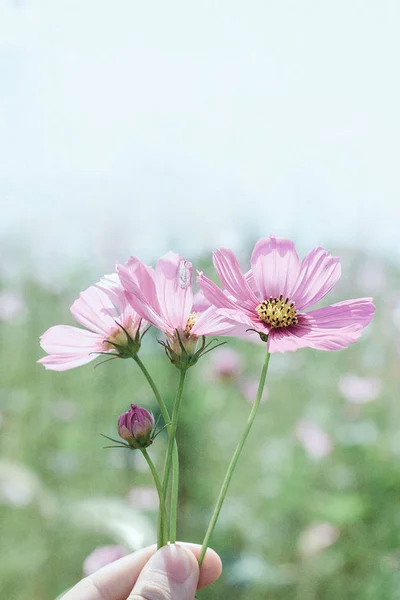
[118,404,155,448]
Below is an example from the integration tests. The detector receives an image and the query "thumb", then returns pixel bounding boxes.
[128,544,200,600]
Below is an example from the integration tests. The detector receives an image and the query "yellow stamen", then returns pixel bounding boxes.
[184,312,197,336]
[256,295,298,328]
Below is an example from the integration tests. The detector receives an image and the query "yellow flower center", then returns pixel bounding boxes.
[256,295,298,329]
[184,312,197,336]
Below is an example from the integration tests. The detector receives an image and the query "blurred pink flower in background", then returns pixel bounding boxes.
[198,236,375,353]
[241,379,269,404]
[296,420,333,460]
[83,545,128,576]
[298,523,340,557]
[0,460,42,508]
[0,292,26,322]
[38,276,143,371]
[356,261,387,294]
[128,486,159,511]
[209,347,242,381]
[339,375,382,404]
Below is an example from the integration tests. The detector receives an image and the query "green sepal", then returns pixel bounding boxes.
[159,331,227,371]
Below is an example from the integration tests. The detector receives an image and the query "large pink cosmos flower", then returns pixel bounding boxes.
[198,236,375,353]
[117,251,236,359]
[38,275,143,371]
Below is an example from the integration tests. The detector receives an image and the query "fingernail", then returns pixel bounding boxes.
[149,544,194,583]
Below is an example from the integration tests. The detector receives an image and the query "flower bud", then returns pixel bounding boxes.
[118,404,155,449]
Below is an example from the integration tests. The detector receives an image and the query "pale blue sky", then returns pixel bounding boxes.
[1,0,399,276]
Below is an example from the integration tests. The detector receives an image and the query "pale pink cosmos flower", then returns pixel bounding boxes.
[339,375,382,404]
[198,236,375,353]
[117,251,237,357]
[38,275,143,371]
[295,420,333,460]
[83,545,127,576]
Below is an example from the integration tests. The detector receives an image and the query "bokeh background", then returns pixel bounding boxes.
[1,1,399,598]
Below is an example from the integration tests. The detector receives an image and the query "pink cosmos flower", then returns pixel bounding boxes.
[38,275,143,371]
[117,251,236,358]
[295,420,333,460]
[83,545,127,576]
[198,236,375,353]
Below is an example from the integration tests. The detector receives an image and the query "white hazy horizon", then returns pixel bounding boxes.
[1,0,399,279]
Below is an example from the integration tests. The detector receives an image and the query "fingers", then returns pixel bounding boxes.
[183,543,222,589]
[61,545,155,600]
[61,543,221,600]
[127,544,198,600]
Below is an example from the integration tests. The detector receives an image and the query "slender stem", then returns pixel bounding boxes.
[133,355,179,545]
[170,442,179,544]
[141,448,169,547]
[133,355,171,428]
[162,369,187,542]
[198,349,271,565]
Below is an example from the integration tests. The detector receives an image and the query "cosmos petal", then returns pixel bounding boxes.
[267,298,375,353]
[38,352,100,371]
[155,251,194,331]
[213,248,259,308]
[71,286,117,335]
[251,236,301,300]
[291,247,341,310]
[117,266,172,334]
[197,272,240,311]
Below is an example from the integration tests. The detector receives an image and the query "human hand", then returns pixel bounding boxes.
[61,542,222,600]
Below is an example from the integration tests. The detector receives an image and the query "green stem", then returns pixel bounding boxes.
[133,355,170,428]
[170,442,179,544]
[141,448,169,547]
[133,355,179,545]
[198,349,271,565]
[162,369,187,543]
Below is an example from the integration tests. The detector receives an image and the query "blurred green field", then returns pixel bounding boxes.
[0,249,399,600]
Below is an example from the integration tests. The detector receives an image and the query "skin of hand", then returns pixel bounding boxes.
[61,542,222,600]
